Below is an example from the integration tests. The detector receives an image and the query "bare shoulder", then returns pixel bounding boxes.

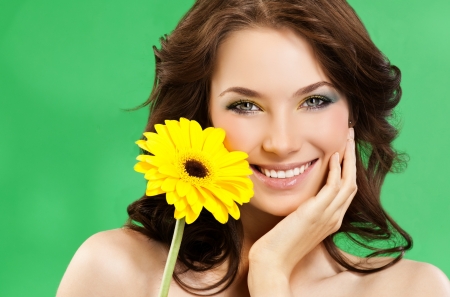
[56,228,167,297]
[357,259,450,297]
[393,259,450,296]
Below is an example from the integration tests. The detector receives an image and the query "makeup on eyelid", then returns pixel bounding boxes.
[224,91,340,114]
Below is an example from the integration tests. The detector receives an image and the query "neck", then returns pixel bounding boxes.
[240,203,284,244]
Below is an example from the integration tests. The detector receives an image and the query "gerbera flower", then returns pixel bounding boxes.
[134,118,253,224]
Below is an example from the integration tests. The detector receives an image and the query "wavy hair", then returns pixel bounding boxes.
[126,0,412,294]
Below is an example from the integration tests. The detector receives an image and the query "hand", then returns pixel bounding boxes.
[247,128,357,296]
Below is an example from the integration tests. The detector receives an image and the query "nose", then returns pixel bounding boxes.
[262,114,302,157]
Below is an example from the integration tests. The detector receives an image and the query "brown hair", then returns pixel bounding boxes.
[126,0,412,294]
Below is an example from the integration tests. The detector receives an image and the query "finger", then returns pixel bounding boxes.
[342,128,356,179]
[329,136,357,209]
[329,187,358,233]
[325,181,356,221]
[339,187,357,218]
[348,127,354,141]
[313,152,342,210]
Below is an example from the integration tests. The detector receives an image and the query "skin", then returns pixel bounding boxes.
[56,27,450,297]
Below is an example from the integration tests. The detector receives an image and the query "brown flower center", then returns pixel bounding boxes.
[184,159,209,178]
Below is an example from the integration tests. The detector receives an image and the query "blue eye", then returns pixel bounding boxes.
[226,100,261,114]
[300,95,332,110]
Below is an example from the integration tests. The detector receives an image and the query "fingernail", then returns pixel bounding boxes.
[349,128,354,140]
[335,152,340,164]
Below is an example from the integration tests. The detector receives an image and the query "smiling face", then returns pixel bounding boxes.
[210,27,350,216]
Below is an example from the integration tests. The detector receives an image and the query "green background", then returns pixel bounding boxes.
[1,0,449,296]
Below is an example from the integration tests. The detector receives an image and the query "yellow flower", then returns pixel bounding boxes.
[134,118,254,224]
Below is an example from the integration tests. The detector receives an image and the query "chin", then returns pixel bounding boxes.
[248,191,312,217]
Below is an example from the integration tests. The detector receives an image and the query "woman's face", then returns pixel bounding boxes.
[210,27,350,216]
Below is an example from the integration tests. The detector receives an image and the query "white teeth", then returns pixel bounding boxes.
[257,161,315,179]
[299,165,305,174]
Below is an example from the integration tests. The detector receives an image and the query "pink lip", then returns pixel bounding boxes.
[250,159,317,190]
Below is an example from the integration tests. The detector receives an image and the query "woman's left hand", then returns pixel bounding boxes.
[247,128,357,296]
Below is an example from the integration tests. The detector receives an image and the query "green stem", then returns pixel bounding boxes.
[158,217,186,297]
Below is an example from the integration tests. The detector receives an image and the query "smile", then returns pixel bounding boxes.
[253,160,316,179]
[250,159,318,190]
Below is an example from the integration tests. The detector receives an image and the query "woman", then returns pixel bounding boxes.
[57,0,450,296]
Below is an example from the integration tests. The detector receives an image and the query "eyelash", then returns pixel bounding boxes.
[226,95,333,114]
[301,95,333,111]
[226,100,262,114]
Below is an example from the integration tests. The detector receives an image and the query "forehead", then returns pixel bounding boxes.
[211,27,329,96]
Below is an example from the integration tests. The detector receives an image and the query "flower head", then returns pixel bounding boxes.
[134,118,253,224]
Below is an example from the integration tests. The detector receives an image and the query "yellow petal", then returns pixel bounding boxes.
[143,168,158,176]
[210,146,230,160]
[202,127,214,144]
[146,187,165,196]
[154,124,176,149]
[176,179,191,197]
[204,185,233,206]
[239,187,254,203]
[196,187,218,214]
[212,203,229,224]
[161,178,178,192]
[216,182,254,204]
[144,131,175,153]
[185,206,200,224]
[214,184,244,204]
[238,189,253,203]
[174,197,188,211]
[203,128,226,154]
[226,201,240,220]
[145,139,175,161]
[220,187,243,205]
[180,117,191,149]
[165,120,185,149]
[143,131,159,142]
[136,155,166,167]
[198,193,206,205]
[146,179,164,190]
[174,209,186,220]
[144,169,165,181]
[134,162,153,174]
[216,176,253,188]
[216,181,242,196]
[159,164,180,178]
[217,151,249,168]
[190,120,204,150]
[217,166,253,177]
[142,132,174,157]
[225,159,251,169]
[135,140,150,152]
[186,186,199,205]
[166,191,179,204]
[191,202,203,216]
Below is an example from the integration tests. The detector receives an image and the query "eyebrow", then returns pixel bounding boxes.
[218,81,334,98]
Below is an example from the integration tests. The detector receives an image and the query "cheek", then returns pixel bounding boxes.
[210,110,264,154]
[302,104,349,155]
[221,120,264,154]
